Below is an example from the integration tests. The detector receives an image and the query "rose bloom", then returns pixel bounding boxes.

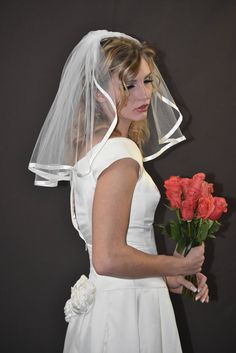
[197,195,215,220]
[200,181,214,197]
[180,178,191,196]
[193,173,205,181]
[185,173,206,203]
[209,197,228,221]
[164,176,182,209]
[181,198,195,221]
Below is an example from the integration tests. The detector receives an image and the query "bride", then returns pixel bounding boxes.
[29,30,208,353]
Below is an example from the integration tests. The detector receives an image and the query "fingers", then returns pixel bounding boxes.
[178,277,198,293]
[185,244,205,275]
[195,283,209,303]
[195,273,209,303]
[179,273,209,303]
[196,272,207,288]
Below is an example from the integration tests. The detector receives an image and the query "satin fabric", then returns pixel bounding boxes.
[63,137,182,353]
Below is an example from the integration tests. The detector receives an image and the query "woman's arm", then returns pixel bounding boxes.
[92,158,204,278]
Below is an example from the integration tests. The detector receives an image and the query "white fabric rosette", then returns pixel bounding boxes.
[64,275,96,322]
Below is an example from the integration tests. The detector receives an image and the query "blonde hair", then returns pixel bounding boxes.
[71,35,160,158]
[101,36,160,151]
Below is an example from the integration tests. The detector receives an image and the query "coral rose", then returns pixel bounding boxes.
[181,199,195,221]
[209,197,228,221]
[200,181,214,197]
[180,178,191,196]
[197,195,215,220]
[164,176,182,209]
[185,173,206,203]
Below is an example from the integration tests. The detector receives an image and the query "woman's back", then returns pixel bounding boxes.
[64,137,182,353]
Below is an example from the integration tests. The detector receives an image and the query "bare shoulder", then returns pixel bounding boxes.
[98,157,139,181]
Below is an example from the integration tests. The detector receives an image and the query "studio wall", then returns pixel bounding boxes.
[1,1,235,352]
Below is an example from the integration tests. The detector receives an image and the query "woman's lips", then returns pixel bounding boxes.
[135,104,149,112]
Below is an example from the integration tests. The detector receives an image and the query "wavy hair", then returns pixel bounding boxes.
[101,36,160,151]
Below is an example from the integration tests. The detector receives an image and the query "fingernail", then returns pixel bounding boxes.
[190,286,197,293]
[201,298,205,303]
[197,287,201,293]
[195,295,199,301]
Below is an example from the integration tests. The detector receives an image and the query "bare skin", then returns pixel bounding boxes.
[92,56,208,301]
[167,250,209,302]
[92,158,205,279]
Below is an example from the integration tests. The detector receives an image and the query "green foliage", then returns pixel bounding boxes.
[158,216,222,300]
[158,217,221,251]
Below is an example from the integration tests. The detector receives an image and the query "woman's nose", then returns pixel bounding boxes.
[137,84,151,99]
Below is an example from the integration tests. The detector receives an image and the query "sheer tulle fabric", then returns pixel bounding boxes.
[28,30,185,186]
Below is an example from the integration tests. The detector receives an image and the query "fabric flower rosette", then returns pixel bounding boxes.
[64,275,96,322]
[159,173,227,299]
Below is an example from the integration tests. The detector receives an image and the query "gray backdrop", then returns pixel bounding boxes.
[1,0,236,352]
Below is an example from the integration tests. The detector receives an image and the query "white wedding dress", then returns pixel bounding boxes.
[63,137,182,353]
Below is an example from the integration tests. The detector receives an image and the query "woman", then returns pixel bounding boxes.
[29,30,208,353]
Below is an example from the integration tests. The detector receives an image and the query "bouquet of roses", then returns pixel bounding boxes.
[159,172,227,298]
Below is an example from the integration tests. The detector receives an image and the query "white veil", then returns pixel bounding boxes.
[28,30,185,186]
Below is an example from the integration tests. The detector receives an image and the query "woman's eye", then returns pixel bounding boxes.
[126,84,135,90]
[144,78,153,84]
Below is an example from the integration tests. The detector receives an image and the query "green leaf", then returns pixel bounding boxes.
[169,221,181,241]
[176,239,186,254]
[207,219,214,228]
[164,204,175,211]
[189,221,197,239]
[197,220,210,242]
[208,234,216,239]
[156,223,173,237]
[208,221,221,235]
[156,224,165,231]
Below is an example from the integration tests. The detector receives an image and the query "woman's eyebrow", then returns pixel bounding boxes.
[145,72,152,78]
[127,73,152,83]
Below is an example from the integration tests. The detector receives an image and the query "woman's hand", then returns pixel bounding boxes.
[166,273,209,303]
[166,245,209,302]
[178,244,205,275]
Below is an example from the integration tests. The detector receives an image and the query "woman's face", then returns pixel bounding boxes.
[113,57,153,131]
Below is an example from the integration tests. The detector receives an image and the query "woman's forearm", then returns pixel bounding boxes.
[92,244,198,278]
